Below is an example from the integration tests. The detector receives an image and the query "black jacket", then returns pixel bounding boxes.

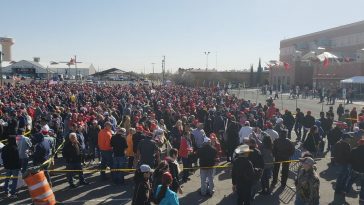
[302,115,315,128]
[273,137,294,160]
[110,134,128,157]
[232,156,255,187]
[328,127,342,146]
[295,112,304,123]
[132,177,151,205]
[1,144,21,170]
[62,142,82,163]
[333,140,351,165]
[166,157,181,193]
[283,113,295,130]
[199,143,217,167]
[248,147,264,169]
[350,145,364,173]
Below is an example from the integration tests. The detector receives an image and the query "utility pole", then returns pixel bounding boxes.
[151,63,155,74]
[204,51,210,70]
[162,56,165,84]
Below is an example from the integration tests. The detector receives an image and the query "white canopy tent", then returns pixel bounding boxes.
[341,76,364,84]
[341,76,364,96]
[316,52,339,62]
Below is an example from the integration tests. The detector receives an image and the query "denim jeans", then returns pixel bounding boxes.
[182,157,192,180]
[112,156,127,183]
[200,168,215,195]
[261,168,272,192]
[335,164,351,194]
[347,171,364,201]
[4,169,19,195]
[100,150,113,178]
[20,158,29,173]
[66,162,85,185]
[294,123,302,140]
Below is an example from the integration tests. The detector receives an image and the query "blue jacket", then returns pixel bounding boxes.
[155,185,179,205]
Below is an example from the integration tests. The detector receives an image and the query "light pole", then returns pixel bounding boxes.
[151,63,155,74]
[204,51,210,70]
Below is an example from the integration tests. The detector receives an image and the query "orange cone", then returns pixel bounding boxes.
[24,171,56,205]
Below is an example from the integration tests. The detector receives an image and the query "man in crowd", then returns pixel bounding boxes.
[110,127,128,185]
[199,137,217,196]
[98,122,113,180]
[272,129,294,188]
[62,133,89,188]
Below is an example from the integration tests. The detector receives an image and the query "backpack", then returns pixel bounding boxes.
[34,142,47,164]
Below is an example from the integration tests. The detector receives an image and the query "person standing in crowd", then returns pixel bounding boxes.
[132,164,153,205]
[224,115,239,160]
[191,123,207,153]
[232,144,255,205]
[272,129,295,188]
[247,138,264,200]
[98,121,113,180]
[126,128,136,168]
[170,120,183,150]
[302,111,315,142]
[348,136,364,204]
[327,123,343,153]
[165,148,183,194]
[239,121,253,144]
[1,137,21,198]
[199,137,217,196]
[137,130,160,168]
[87,120,101,162]
[282,110,295,139]
[33,129,52,186]
[333,134,351,196]
[110,127,128,185]
[265,122,279,142]
[260,133,274,195]
[62,133,89,188]
[295,108,304,141]
[295,157,320,205]
[337,104,344,121]
[303,126,320,156]
[152,160,169,193]
[274,118,285,135]
[179,130,193,182]
[154,172,180,205]
[16,128,32,173]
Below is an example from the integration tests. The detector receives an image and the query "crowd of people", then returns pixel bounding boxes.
[0,81,363,205]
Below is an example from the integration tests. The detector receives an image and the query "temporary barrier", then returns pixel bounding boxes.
[24,171,56,205]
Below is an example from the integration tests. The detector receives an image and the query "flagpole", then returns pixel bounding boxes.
[75,55,77,82]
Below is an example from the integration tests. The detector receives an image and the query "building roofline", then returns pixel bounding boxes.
[281,20,364,43]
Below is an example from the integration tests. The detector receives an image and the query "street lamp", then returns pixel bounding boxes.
[204,51,210,71]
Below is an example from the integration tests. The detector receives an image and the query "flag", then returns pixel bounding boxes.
[283,62,290,70]
[69,58,75,65]
[323,57,329,68]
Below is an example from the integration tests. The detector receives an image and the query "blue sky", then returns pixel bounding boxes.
[2,0,364,73]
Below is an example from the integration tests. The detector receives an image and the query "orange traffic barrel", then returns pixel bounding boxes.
[24,171,56,205]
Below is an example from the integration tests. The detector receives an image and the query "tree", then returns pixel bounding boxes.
[249,64,254,87]
[256,58,262,85]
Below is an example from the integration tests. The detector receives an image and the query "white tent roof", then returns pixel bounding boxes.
[340,76,364,84]
[301,51,316,60]
[316,52,338,61]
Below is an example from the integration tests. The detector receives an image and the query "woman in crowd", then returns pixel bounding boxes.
[295,157,320,205]
[154,172,180,205]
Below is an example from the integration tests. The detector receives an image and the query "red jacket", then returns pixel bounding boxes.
[179,137,192,158]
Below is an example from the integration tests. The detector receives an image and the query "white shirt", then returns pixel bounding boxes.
[265,129,279,142]
[238,126,253,144]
